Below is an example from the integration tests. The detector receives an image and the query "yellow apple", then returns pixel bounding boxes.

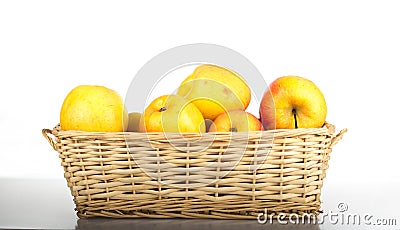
[209,110,264,132]
[139,95,205,133]
[127,112,142,132]
[259,76,327,130]
[177,64,251,120]
[60,85,128,132]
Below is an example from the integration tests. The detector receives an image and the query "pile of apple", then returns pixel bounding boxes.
[59,64,327,133]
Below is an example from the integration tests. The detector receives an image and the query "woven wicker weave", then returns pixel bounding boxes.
[42,123,346,219]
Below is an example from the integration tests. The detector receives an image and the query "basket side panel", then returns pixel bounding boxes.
[54,130,333,218]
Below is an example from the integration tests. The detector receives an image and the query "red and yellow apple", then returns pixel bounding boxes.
[209,110,264,132]
[177,64,251,120]
[139,94,206,133]
[259,76,327,130]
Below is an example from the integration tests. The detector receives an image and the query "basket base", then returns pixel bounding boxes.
[76,199,321,219]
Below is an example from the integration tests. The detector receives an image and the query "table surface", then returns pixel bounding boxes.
[0,178,398,230]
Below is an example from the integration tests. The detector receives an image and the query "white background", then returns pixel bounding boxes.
[1,1,399,229]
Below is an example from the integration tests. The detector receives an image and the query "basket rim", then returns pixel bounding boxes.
[49,122,336,137]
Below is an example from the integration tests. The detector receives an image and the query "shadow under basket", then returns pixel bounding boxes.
[42,123,346,219]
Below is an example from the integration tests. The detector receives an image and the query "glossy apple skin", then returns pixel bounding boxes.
[60,85,128,132]
[259,76,327,130]
[177,64,251,120]
[139,95,206,133]
[209,110,264,132]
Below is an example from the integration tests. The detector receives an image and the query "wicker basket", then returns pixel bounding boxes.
[42,123,346,219]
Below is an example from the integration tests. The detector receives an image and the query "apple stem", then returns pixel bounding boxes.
[292,109,298,129]
[159,107,167,112]
[230,127,238,132]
